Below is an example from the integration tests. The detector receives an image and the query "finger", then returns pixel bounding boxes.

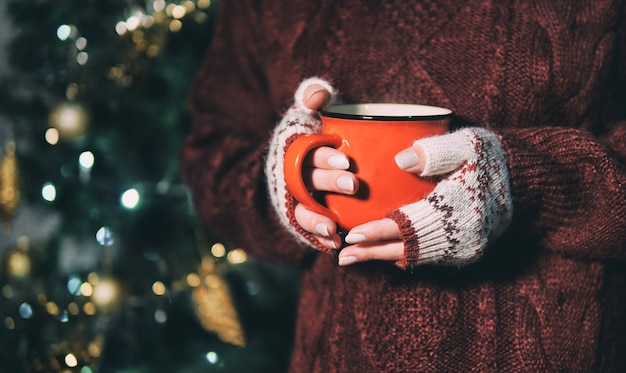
[344,218,401,244]
[303,84,331,111]
[294,78,336,114]
[294,203,342,249]
[410,130,475,176]
[304,146,350,170]
[338,240,405,266]
[394,145,427,174]
[305,168,358,194]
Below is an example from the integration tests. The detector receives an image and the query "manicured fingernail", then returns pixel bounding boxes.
[345,233,366,244]
[337,176,354,193]
[394,149,420,170]
[321,238,338,249]
[305,87,325,102]
[315,223,330,237]
[338,256,357,266]
[328,155,349,169]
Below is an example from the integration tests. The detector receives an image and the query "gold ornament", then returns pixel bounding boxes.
[192,257,246,347]
[48,102,90,140]
[0,141,19,230]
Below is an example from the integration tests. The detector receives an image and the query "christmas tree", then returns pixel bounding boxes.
[0,1,298,372]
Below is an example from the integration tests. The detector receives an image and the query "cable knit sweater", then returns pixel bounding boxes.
[180,1,626,372]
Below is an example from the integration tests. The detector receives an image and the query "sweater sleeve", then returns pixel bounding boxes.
[498,123,626,261]
[496,4,626,261]
[180,1,313,267]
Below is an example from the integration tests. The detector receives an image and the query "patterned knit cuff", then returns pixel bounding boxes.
[265,77,336,252]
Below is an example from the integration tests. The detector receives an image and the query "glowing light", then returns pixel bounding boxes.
[4,317,15,330]
[67,276,82,295]
[126,16,141,31]
[75,37,87,50]
[66,83,79,100]
[154,309,167,323]
[2,285,13,298]
[205,351,219,364]
[41,183,57,202]
[81,366,94,373]
[46,301,59,315]
[120,188,140,209]
[76,51,89,65]
[67,302,80,315]
[172,5,186,19]
[183,1,195,12]
[88,272,100,285]
[57,25,72,41]
[80,282,93,297]
[92,280,117,306]
[7,251,31,278]
[169,20,182,32]
[19,303,33,319]
[227,248,247,264]
[115,21,128,35]
[65,353,78,367]
[153,0,166,12]
[198,0,211,9]
[141,16,155,28]
[45,128,59,144]
[88,341,101,357]
[96,226,114,246]
[59,310,69,322]
[186,273,201,287]
[210,242,226,258]
[152,281,166,295]
[79,151,94,169]
[48,102,90,140]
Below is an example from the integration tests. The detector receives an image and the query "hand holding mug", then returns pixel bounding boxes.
[290,83,356,250]
[286,94,452,254]
[268,78,512,268]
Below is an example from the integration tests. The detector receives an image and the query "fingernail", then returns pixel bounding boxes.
[328,155,349,169]
[394,149,420,170]
[305,87,325,102]
[338,256,358,266]
[315,223,330,237]
[322,238,338,249]
[337,176,355,193]
[344,233,366,244]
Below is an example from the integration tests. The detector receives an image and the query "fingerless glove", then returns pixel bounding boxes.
[265,77,336,251]
[388,128,513,268]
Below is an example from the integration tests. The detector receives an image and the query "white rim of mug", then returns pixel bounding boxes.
[319,103,453,121]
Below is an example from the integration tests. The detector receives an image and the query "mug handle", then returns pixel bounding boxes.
[284,133,344,221]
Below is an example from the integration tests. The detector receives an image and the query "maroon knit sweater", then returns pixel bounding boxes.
[181,1,626,372]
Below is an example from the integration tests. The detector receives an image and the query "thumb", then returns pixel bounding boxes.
[395,129,475,177]
[294,77,336,114]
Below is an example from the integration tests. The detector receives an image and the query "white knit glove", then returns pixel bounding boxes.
[387,127,513,268]
[265,77,337,251]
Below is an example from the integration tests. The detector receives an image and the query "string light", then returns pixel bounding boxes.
[120,188,140,209]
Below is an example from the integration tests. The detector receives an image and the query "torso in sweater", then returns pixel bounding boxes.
[182,0,626,372]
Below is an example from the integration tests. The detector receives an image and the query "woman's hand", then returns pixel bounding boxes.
[292,84,359,250]
[339,128,513,269]
[337,145,426,266]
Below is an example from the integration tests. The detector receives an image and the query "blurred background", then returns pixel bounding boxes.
[0,0,299,372]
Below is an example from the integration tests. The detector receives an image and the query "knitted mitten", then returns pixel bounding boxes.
[388,128,513,268]
[265,77,337,251]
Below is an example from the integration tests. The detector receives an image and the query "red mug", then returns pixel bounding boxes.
[284,103,452,230]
